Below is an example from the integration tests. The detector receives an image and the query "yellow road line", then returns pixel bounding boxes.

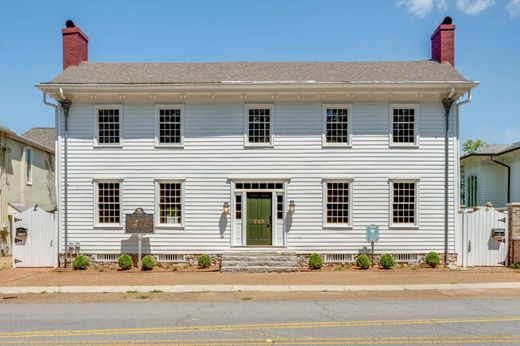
[2,316,520,339]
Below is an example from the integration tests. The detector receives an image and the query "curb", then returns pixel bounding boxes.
[1,282,520,294]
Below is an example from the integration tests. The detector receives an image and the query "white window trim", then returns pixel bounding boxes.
[388,178,420,229]
[154,179,185,229]
[93,104,124,148]
[154,104,185,148]
[25,147,32,185]
[322,179,353,229]
[93,179,124,229]
[322,104,352,148]
[388,104,420,148]
[244,104,275,148]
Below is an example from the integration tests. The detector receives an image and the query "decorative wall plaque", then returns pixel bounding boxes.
[126,208,154,234]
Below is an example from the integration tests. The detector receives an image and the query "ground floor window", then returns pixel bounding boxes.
[157,181,183,225]
[391,180,417,225]
[96,181,121,225]
[323,180,352,227]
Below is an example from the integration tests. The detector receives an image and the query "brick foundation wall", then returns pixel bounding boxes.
[508,203,520,264]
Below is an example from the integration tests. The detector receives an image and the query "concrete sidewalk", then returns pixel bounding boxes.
[2,281,520,294]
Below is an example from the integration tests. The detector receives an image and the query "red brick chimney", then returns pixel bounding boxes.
[62,20,88,70]
[431,16,455,66]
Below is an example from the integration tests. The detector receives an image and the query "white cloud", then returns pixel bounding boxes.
[456,0,495,15]
[397,0,435,18]
[506,129,520,141]
[506,0,520,18]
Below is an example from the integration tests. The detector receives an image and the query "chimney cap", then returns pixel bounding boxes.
[65,20,75,28]
[442,16,453,25]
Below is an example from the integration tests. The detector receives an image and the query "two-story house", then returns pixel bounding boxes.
[38,17,476,270]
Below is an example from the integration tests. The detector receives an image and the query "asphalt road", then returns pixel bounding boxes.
[1,298,520,345]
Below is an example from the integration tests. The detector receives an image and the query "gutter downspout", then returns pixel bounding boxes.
[58,88,72,268]
[490,156,511,204]
[442,88,455,266]
[42,93,59,267]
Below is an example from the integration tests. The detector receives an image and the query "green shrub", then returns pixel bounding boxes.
[141,255,156,271]
[424,252,441,268]
[379,254,395,269]
[356,254,371,269]
[308,253,323,270]
[198,254,212,268]
[118,254,133,270]
[512,262,520,270]
[72,255,90,270]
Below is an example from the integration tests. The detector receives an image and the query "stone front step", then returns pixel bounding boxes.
[221,250,299,273]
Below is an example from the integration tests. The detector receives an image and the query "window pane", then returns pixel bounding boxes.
[98,182,120,224]
[248,108,270,143]
[159,183,182,224]
[326,108,349,144]
[326,182,349,224]
[235,195,242,220]
[392,108,415,144]
[392,182,416,224]
[98,109,120,144]
[159,108,182,144]
[277,195,284,219]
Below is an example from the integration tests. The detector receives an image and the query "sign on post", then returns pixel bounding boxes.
[366,225,379,267]
[126,208,154,268]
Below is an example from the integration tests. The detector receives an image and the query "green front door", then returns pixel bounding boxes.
[247,192,272,246]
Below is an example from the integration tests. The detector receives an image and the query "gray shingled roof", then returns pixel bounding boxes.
[462,141,520,159]
[45,61,469,85]
[22,127,55,151]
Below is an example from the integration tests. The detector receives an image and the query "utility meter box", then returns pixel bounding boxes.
[491,228,506,241]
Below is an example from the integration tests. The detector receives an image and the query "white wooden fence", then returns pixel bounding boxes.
[12,206,57,268]
[458,206,508,267]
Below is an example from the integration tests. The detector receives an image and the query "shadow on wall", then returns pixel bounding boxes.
[219,214,227,238]
[121,234,151,255]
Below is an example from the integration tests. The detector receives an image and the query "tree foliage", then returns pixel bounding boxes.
[463,139,486,153]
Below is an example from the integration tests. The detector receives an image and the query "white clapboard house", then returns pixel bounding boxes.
[38,17,476,270]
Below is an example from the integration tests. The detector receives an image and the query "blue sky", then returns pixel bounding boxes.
[0,0,518,147]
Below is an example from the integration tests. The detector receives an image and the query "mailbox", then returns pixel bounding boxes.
[15,227,28,245]
[491,228,505,241]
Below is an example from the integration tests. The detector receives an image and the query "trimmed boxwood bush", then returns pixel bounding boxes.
[379,253,395,269]
[356,254,371,269]
[424,252,441,268]
[141,255,156,271]
[72,255,90,270]
[198,254,212,268]
[118,254,133,270]
[512,262,520,270]
[308,253,323,270]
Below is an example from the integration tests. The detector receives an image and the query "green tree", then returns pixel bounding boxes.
[463,139,486,153]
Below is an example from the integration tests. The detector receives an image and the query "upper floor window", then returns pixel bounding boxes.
[96,106,121,146]
[155,105,184,147]
[390,180,418,226]
[96,181,121,225]
[156,180,184,226]
[245,105,273,146]
[323,180,352,227]
[390,105,418,146]
[25,148,32,185]
[322,105,351,147]
[466,175,478,207]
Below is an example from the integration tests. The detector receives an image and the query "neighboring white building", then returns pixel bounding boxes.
[461,142,520,209]
[37,18,476,265]
[0,126,56,256]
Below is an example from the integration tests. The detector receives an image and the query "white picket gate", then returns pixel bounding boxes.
[12,206,58,268]
[459,207,508,267]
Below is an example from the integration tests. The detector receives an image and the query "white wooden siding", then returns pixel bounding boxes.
[56,100,458,255]
[463,159,507,208]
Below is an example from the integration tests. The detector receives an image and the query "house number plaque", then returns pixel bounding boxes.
[126,208,154,234]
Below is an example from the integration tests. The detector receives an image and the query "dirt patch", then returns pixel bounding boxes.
[0,266,518,287]
[0,256,12,271]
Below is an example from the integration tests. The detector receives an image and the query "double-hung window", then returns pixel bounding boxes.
[156,180,184,227]
[96,181,122,225]
[390,180,418,227]
[390,105,418,146]
[25,148,32,185]
[155,105,184,147]
[323,180,352,227]
[322,105,351,147]
[245,104,273,147]
[95,105,122,146]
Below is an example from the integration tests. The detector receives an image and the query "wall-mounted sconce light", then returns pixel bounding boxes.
[223,202,230,215]
[288,200,296,214]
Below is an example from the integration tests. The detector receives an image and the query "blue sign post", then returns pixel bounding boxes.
[366,225,379,267]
